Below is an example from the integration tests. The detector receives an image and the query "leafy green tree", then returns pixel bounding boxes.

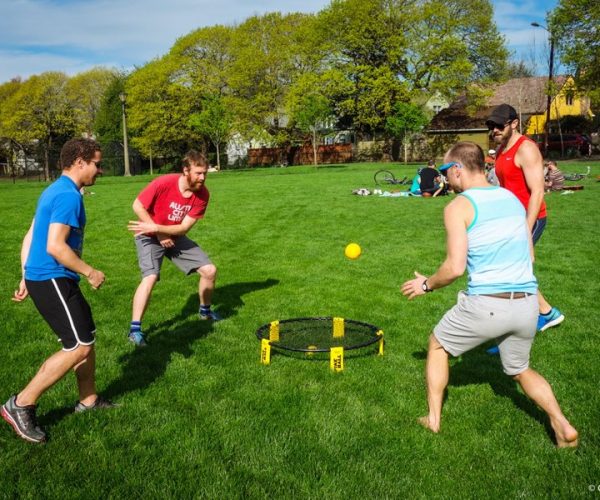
[126,56,200,159]
[0,78,22,176]
[549,0,600,100]
[385,102,429,163]
[94,73,128,144]
[188,95,234,170]
[2,72,75,180]
[289,92,332,166]
[67,67,117,136]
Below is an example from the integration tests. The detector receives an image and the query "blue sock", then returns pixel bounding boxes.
[130,320,142,333]
[200,305,211,315]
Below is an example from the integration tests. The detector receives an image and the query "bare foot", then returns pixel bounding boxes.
[551,419,579,448]
[418,416,440,433]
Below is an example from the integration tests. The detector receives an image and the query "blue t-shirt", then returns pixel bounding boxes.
[25,175,85,282]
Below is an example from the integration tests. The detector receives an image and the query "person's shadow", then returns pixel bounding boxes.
[412,347,553,440]
[40,278,279,428]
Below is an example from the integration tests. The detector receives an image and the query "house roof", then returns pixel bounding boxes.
[428,76,568,131]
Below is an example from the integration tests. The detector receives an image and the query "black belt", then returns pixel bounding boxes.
[482,292,533,299]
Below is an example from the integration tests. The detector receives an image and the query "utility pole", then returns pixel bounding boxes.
[119,92,132,176]
[531,22,555,157]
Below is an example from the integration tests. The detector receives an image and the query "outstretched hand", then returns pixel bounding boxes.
[128,220,157,236]
[401,271,428,300]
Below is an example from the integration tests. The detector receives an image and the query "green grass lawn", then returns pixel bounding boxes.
[1,160,599,498]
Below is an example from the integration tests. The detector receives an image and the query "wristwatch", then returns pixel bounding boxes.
[422,280,433,293]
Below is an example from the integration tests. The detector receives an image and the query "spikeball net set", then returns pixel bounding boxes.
[256,317,384,372]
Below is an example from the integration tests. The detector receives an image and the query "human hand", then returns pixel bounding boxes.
[86,268,105,290]
[128,220,158,236]
[157,232,175,248]
[401,271,428,300]
[12,279,29,302]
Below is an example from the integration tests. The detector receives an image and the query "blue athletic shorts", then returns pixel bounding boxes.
[532,217,547,245]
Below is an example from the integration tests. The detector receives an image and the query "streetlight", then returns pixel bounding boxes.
[531,21,555,157]
[119,92,132,176]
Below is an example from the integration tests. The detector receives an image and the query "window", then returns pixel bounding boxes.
[565,91,574,106]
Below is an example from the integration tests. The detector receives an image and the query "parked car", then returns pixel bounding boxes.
[529,133,592,157]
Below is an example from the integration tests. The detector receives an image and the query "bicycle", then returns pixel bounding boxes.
[563,166,591,181]
[373,169,410,186]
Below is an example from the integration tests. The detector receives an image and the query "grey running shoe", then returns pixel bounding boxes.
[74,396,118,413]
[128,330,147,346]
[1,395,46,443]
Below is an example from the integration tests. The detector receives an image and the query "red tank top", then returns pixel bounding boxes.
[495,135,546,219]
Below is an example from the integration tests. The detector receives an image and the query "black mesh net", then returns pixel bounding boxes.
[256,317,382,353]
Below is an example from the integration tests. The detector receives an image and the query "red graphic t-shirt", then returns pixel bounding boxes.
[495,135,547,219]
[137,174,209,226]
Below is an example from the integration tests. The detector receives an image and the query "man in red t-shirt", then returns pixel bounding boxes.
[486,104,564,337]
[126,150,220,346]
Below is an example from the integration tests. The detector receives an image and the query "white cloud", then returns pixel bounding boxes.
[0,0,331,81]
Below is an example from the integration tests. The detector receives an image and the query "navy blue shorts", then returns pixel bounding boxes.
[532,217,547,245]
[26,278,96,351]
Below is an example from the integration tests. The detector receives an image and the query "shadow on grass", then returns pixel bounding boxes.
[40,279,279,428]
[411,347,553,440]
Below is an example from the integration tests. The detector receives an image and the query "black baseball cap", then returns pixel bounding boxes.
[486,104,518,128]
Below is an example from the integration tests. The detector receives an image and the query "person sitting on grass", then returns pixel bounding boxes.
[544,160,565,192]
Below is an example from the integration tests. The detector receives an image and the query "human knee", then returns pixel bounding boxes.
[141,274,159,288]
[428,333,443,350]
[198,264,217,281]
[72,344,94,362]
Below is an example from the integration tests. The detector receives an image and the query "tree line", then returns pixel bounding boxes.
[1,0,596,176]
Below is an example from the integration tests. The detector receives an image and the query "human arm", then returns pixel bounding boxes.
[12,220,34,302]
[401,198,470,299]
[127,199,198,237]
[130,198,176,247]
[517,141,545,231]
[47,223,105,289]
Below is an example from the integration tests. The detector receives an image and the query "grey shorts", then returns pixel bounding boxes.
[433,291,538,376]
[135,235,212,280]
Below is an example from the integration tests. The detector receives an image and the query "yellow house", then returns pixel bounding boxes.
[526,76,594,135]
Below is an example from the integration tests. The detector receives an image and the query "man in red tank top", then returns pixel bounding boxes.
[486,104,564,335]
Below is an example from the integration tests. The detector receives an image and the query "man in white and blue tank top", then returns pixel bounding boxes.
[401,141,577,448]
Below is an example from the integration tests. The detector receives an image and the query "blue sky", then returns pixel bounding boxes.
[0,0,559,83]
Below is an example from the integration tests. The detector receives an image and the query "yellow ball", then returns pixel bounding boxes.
[345,243,361,260]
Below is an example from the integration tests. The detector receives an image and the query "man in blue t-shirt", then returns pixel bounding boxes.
[1,138,115,444]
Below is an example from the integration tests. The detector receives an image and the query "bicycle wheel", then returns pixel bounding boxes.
[374,170,396,185]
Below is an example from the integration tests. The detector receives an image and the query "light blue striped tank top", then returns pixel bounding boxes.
[460,187,537,295]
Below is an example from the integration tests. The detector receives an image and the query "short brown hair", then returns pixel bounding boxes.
[60,138,101,170]
[445,141,485,173]
[182,150,209,169]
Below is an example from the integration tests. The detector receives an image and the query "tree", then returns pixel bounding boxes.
[289,92,332,166]
[0,79,22,177]
[67,67,117,136]
[2,72,75,180]
[94,73,128,144]
[505,60,535,79]
[188,95,234,170]
[549,0,600,100]
[385,102,429,163]
[126,56,200,159]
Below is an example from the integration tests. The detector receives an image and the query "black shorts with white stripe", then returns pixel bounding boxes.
[26,278,96,351]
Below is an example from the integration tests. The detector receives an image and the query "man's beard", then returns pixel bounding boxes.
[492,126,512,146]
[186,174,203,192]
